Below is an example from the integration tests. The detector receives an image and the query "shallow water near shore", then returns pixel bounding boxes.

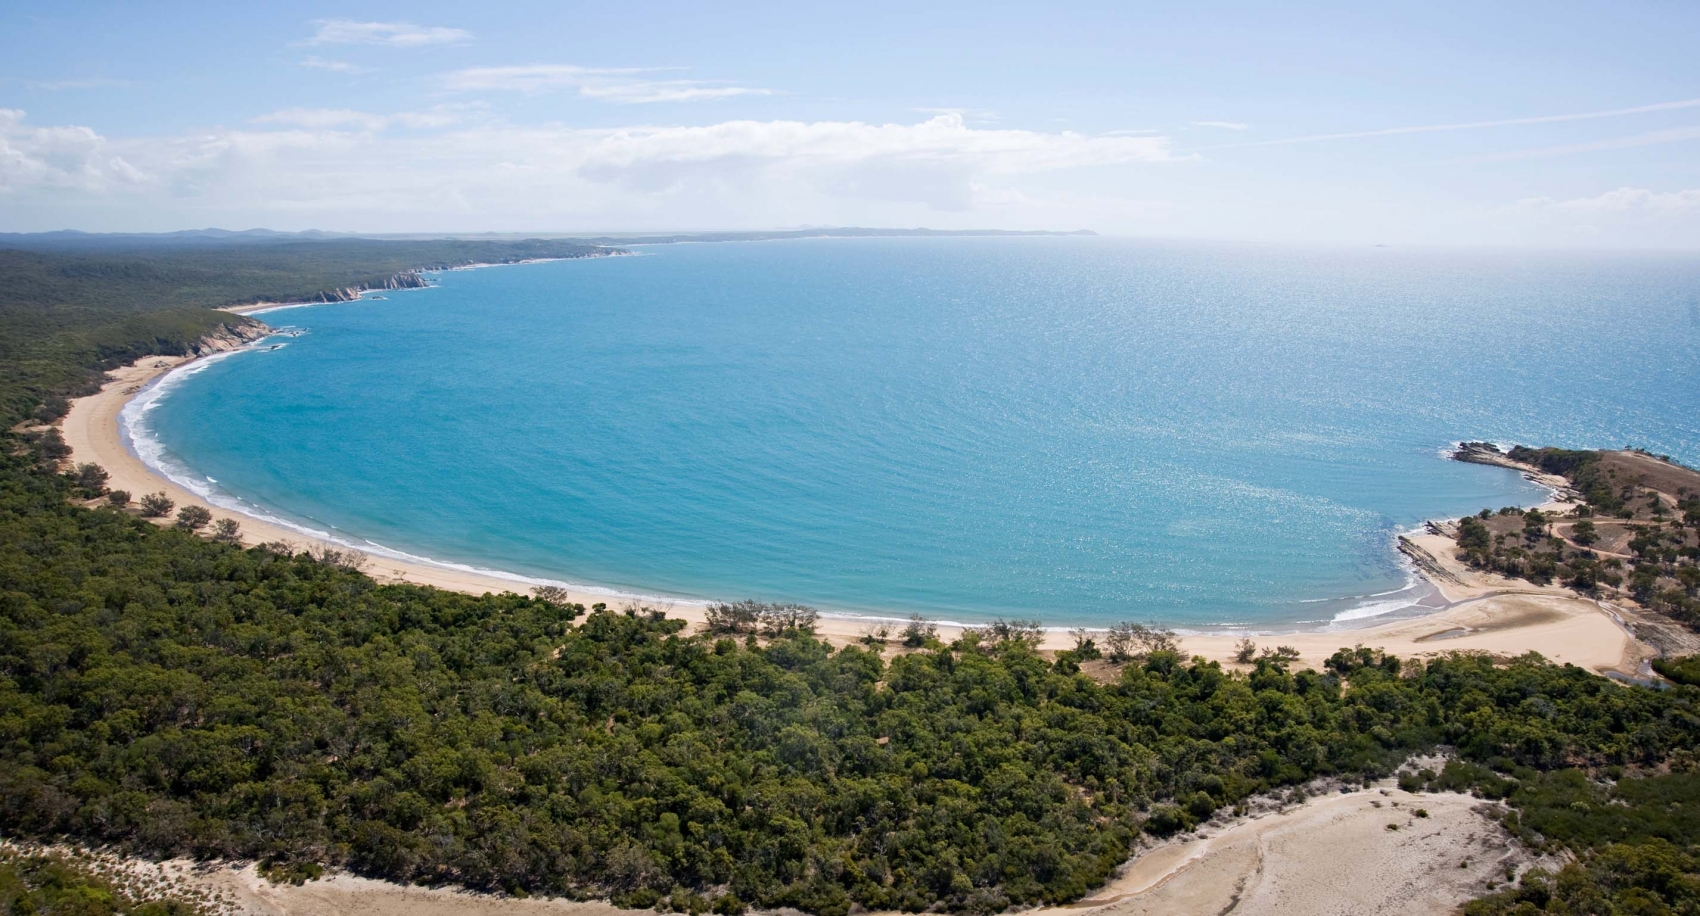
[135,238,1700,627]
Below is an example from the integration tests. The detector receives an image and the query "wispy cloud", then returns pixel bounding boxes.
[1517,187,1700,214]
[251,104,481,132]
[253,108,389,131]
[308,19,471,47]
[1199,97,1700,149]
[1464,126,1700,163]
[582,81,769,104]
[915,107,1001,124]
[442,64,771,103]
[1189,120,1248,130]
[300,57,373,75]
[25,77,129,90]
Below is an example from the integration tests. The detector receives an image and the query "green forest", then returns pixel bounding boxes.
[2,240,1699,915]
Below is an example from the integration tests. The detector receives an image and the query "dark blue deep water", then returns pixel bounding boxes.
[134,238,1700,627]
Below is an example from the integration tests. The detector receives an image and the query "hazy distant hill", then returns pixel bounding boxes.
[0,226,1097,252]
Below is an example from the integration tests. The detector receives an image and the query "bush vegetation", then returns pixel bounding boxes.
[0,848,210,916]
[172,504,212,531]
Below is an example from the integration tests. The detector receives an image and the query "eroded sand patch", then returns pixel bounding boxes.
[1072,786,1528,916]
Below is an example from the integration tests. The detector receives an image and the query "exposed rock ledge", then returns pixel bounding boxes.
[304,271,430,303]
[1449,441,1579,501]
[191,320,272,355]
[1396,535,1464,586]
[1451,441,1533,471]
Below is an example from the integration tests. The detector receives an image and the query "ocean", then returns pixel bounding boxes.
[130,237,1700,629]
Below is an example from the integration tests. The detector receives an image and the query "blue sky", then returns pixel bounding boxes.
[4,1,1699,246]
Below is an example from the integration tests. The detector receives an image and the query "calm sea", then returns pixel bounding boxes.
[132,238,1700,628]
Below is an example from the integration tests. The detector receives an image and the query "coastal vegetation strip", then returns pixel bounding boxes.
[2,239,1699,915]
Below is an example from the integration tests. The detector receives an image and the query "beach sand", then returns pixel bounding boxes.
[59,346,1656,679]
[4,778,1528,916]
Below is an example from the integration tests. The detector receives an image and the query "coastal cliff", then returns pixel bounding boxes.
[303,270,431,303]
[189,319,272,354]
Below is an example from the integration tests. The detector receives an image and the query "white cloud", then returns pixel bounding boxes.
[1189,120,1248,130]
[442,64,771,103]
[580,82,770,104]
[0,109,1179,227]
[251,105,479,132]
[1517,187,1700,214]
[566,114,1177,174]
[307,19,471,47]
[914,107,1001,124]
[300,57,373,75]
[0,109,149,192]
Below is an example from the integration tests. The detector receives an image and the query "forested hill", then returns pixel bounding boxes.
[0,239,1698,915]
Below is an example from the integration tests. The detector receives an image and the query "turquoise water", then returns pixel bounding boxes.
[134,238,1700,628]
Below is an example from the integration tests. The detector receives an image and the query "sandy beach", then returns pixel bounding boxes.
[58,337,1657,679]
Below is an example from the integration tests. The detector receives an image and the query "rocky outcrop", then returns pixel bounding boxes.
[1397,535,1464,586]
[191,320,272,356]
[305,271,431,303]
[1450,441,1581,502]
[1451,441,1522,470]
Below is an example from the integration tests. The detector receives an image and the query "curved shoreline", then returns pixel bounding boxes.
[57,322,1653,673]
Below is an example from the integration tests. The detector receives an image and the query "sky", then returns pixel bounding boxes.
[3,1,1700,247]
